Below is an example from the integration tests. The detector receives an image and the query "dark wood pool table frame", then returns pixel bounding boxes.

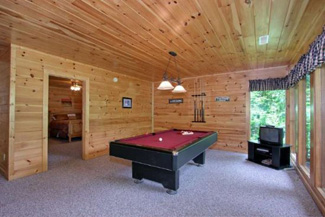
[109,129,218,194]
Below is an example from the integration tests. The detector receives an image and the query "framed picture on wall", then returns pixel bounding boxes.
[122,97,132,108]
[61,98,72,107]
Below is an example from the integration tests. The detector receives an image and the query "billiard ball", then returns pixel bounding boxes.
[159,138,163,142]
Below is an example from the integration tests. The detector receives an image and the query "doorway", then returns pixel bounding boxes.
[43,69,89,171]
[48,76,83,168]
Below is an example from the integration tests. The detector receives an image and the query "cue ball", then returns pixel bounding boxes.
[159,138,163,142]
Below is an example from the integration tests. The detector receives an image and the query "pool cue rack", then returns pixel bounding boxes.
[191,93,206,123]
[192,79,206,123]
[191,93,206,97]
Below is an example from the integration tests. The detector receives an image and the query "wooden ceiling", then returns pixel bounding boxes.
[0,0,324,81]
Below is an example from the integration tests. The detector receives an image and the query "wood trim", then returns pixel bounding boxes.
[292,66,325,215]
[43,69,90,162]
[310,72,315,185]
[287,88,296,152]
[42,71,49,172]
[182,66,289,81]
[296,164,325,216]
[297,80,306,167]
[8,45,16,181]
[321,66,325,189]
[246,91,250,141]
[285,90,290,144]
[294,86,298,155]
[313,68,322,187]
[83,149,108,160]
[82,78,90,160]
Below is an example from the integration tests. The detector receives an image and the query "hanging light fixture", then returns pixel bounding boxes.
[157,80,174,90]
[172,81,186,93]
[70,81,81,91]
[157,51,186,93]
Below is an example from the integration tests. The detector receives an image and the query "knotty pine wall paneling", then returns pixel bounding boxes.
[154,67,288,153]
[0,46,10,178]
[10,44,152,180]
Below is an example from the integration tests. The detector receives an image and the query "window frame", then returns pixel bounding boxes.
[297,79,309,175]
[286,87,297,160]
[313,67,325,191]
[306,74,312,171]
[288,65,325,213]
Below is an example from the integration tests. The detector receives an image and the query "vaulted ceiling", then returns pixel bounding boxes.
[0,0,324,81]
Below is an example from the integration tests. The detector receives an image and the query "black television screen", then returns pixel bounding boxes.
[259,126,283,145]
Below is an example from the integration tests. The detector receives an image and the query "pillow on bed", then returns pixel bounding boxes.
[67,114,76,120]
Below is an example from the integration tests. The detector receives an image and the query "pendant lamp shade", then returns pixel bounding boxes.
[157,80,174,90]
[172,84,186,93]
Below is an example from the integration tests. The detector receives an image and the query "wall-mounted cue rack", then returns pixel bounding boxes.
[192,79,206,123]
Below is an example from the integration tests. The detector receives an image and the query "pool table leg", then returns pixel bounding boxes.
[132,162,179,194]
[193,151,206,166]
[134,179,144,184]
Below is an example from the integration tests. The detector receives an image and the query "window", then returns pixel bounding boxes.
[295,86,299,155]
[250,90,286,142]
[320,67,325,191]
[290,86,299,158]
[305,74,311,169]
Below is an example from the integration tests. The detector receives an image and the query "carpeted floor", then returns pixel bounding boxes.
[0,139,322,217]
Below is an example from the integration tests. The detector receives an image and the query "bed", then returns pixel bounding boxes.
[49,113,82,142]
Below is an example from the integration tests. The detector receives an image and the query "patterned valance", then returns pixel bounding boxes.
[249,76,289,91]
[249,26,325,91]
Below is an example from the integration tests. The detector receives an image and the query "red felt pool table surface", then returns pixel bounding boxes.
[118,129,214,151]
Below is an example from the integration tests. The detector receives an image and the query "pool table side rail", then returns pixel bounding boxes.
[110,142,175,170]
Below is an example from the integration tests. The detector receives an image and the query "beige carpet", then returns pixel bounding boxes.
[0,138,322,217]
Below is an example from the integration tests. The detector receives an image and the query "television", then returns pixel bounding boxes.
[259,125,283,146]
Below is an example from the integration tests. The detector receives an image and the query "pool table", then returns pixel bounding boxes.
[109,129,218,194]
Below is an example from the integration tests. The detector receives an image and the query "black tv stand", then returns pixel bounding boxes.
[247,140,291,170]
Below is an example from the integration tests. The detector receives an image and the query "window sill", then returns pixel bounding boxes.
[300,165,311,179]
[318,188,325,199]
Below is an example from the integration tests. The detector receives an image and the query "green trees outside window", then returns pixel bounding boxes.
[250,90,286,142]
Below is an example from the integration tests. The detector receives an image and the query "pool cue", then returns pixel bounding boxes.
[199,79,202,122]
[202,79,205,122]
[194,80,196,122]
[196,79,199,122]
[194,81,197,122]
[195,79,198,122]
